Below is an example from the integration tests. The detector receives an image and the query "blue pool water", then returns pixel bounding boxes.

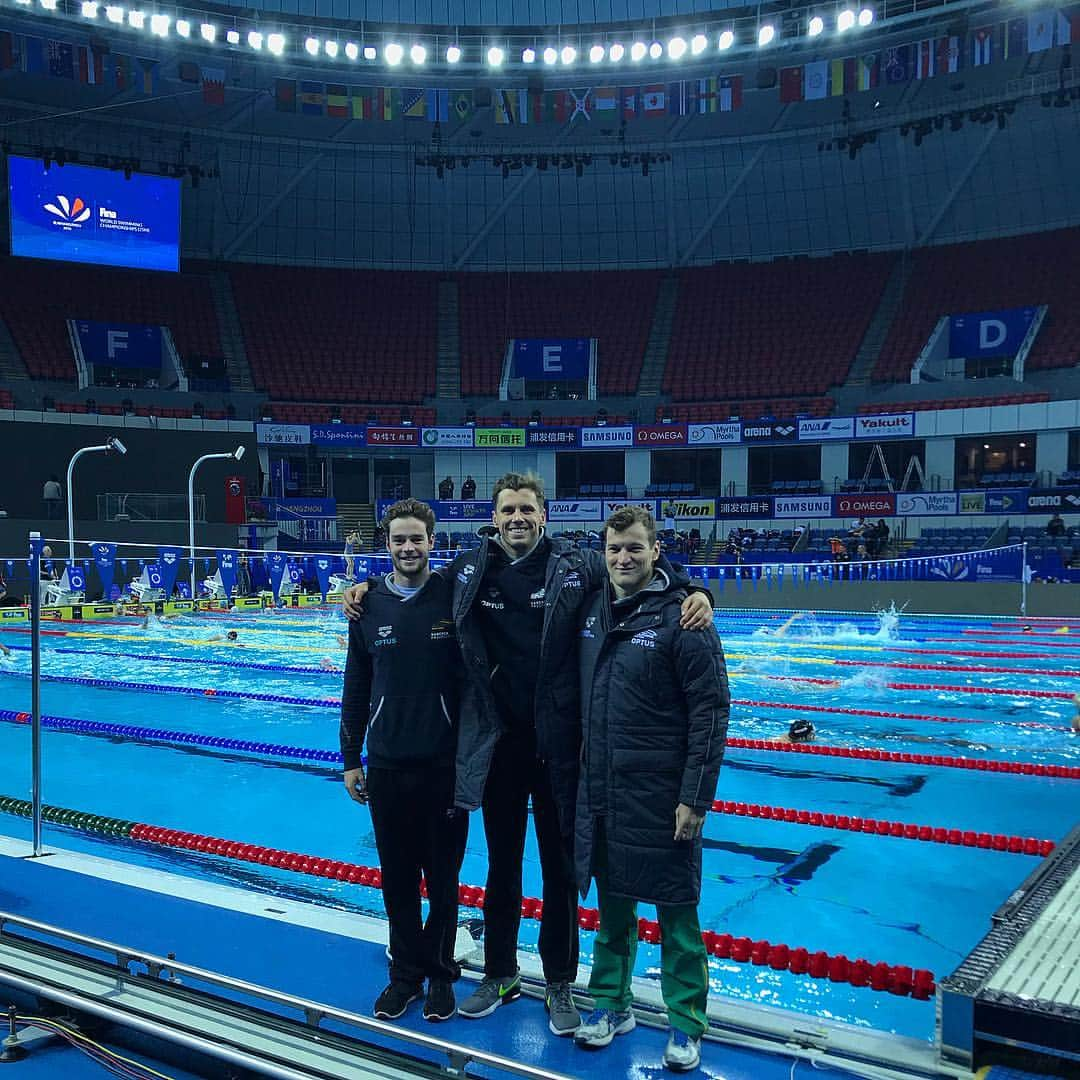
[0,606,1077,1045]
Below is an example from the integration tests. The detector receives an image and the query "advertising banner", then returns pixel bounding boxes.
[773,495,834,518]
[546,499,603,520]
[897,492,958,516]
[717,497,774,518]
[985,489,1029,514]
[635,424,688,446]
[659,498,716,519]
[1025,488,1080,512]
[958,491,986,514]
[266,551,289,597]
[798,417,855,441]
[602,499,658,517]
[310,425,366,447]
[256,423,310,446]
[378,499,491,521]
[688,422,742,446]
[275,498,337,519]
[216,550,236,598]
[474,428,526,448]
[366,427,419,446]
[834,494,897,516]
[854,413,915,439]
[581,425,634,448]
[741,421,797,442]
[421,427,475,448]
[526,427,579,448]
[156,546,184,597]
[313,555,333,597]
[91,542,117,593]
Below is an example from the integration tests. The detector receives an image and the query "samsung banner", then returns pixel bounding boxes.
[75,321,162,369]
[512,338,590,380]
[949,308,1037,358]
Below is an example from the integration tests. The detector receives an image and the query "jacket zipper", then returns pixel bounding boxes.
[439,694,452,726]
[368,695,385,731]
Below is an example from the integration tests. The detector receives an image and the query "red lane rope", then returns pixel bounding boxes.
[758,675,1075,701]
[961,628,1076,638]
[831,659,1080,679]
[726,738,1080,779]
[124,821,935,999]
[710,799,1056,856]
[894,647,1079,661]
[954,633,1080,645]
[734,699,1063,730]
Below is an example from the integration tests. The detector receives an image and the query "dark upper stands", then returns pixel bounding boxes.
[859,392,1050,413]
[229,266,439,404]
[664,254,894,402]
[875,230,1080,382]
[0,258,222,381]
[456,270,661,397]
[264,402,436,426]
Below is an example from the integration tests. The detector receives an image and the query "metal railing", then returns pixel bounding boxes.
[99,493,206,523]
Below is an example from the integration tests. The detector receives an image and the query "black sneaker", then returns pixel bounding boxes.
[373,982,423,1020]
[423,980,456,1022]
[458,974,521,1018]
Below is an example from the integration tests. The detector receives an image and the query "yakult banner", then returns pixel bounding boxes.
[854,413,915,439]
[798,417,855,441]
[773,495,834,519]
[635,424,688,446]
[688,422,742,446]
[603,499,659,517]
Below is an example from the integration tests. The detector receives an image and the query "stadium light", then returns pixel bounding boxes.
[560,45,575,65]
[40,0,59,9]
[324,40,339,57]
[649,41,663,59]
[247,31,262,50]
[410,43,426,64]
[81,1,98,16]
[199,23,215,42]
[858,8,874,27]
[345,42,359,60]
[589,44,604,63]
[384,42,403,65]
[175,18,190,37]
[446,44,462,63]
[758,24,776,47]
[150,14,169,35]
[127,10,144,28]
[521,47,536,63]
[226,29,240,45]
[305,37,319,55]
[67,440,127,564]
[630,42,647,61]
[837,9,856,31]
[668,37,687,59]
[691,34,708,55]
[609,43,624,61]
[267,33,285,56]
[543,46,557,65]
[363,45,376,60]
[718,30,735,51]
[188,448,245,600]
[808,16,824,37]
[487,46,504,66]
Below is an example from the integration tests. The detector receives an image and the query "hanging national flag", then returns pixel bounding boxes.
[1027,11,1055,52]
[883,45,910,83]
[620,86,638,119]
[177,60,200,83]
[568,88,592,122]
[593,85,617,112]
[935,36,960,74]
[829,58,851,96]
[300,80,325,115]
[718,75,742,111]
[201,68,225,106]
[275,78,296,113]
[377,87,395,121]
[0,31,13,71]
[804,59,829,99]
[426,88,449,123]
[495,88,527,124]
[914,39,935,79]
[76,44,104,85]
[137,57,158,94]
[779,66,804,103]
[1058,8,1080,45]
[326,84,348,117]
[107,52,129,89]
[690,77,716,113]
[47,39,74,79]
[348,86,370,119]
[451,89,473,122]
[857,54,880,90]
[22,36,45,75]
[971,27,993,66]
[668,81,687,115]
[642,84,666,115]
[400,87,426,119]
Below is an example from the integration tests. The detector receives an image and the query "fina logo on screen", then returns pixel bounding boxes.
[44,194,91,228]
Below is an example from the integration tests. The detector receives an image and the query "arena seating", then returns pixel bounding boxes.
[0,389,13,410]
[472,414,628,427]
[264,402,436,426]
[859,392,1050,413]
[664,254,894,401]
[874,230,1080,381]
[657,398,834,422]
[0,258,222,381]
[456,270,661,396]
[229,266,439,404]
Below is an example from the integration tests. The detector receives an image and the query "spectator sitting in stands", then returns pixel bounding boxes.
[438,476,455,500]
[1047,513,1066,538]
[848,516,867,538]
[829,537,849,562]
[461,475,476,500]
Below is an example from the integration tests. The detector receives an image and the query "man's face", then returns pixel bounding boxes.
[605,522,660,597]
[493,488,546,556]
[387,516,433,580]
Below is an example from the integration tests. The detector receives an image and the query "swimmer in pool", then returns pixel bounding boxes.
[772,719,816,744]
[205,629,241,643]
[0,642,10,658]
[763,611,808,637]
[1072,694,1080,734]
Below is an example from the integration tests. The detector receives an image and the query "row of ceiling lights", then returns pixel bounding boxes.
[20,0,877,66]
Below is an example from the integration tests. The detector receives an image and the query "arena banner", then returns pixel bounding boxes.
[367,427,419,446]
[798,417,855,441]
[475,427,526,448]
[526,426,579,447]
[156,546,184,597]
[773,495,833,518]
[949,308,1037,358]
[581,425,634,448]
[688,422,742,446]
[420,427,475,448]
[512,338,590,380]
[834,493,896,516]
[546,499,603,520]
[274,498,337,519]
[256,423,310,446]
[310,424,366,447]
[1025,488,1080,512]
[659,498,715,520]
[635,424,688,446]
[717,496,774,518]
[897,492,958,516]
[854,413,915,439]
[741,421,797,442]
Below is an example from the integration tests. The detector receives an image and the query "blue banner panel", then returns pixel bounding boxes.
[376,499,491,521]
[985,489,1029,514]
[274,498,337,519]
[75,321,162,369]
[1025,488,1080,512]
[512,338,589,380]
[310,424,366,447]
[949,308,1037,358]
[9,155,180,272]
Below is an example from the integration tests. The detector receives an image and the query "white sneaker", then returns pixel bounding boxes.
[573,1008,636,1049]
[663,1029,702,1072]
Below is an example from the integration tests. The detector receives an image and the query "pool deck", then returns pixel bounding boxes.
[0,834,958,1080]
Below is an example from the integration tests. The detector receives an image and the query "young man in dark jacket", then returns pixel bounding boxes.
[573,505,729,1073]
[340,498,467,1024]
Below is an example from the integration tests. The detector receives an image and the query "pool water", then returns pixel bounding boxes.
[0,606,1077,1044]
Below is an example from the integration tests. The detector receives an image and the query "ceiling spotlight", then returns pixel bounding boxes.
[267,33,285,56]
[247,31,263,50]
[561,45,576,64]
[858,8,874,27]
[200,22,215,42]
[175,18,190,36]
[305,36,319,55]
[324,40,339,57]
[590,44,605,63]
[668,37,687,59]
[808,16,824,36]
[226,29,240,45]
[363,45,376,60]
[487,46,504,66]
[384,42,403,65]
[81,0,99,15]
[446,44,462,63]
[521,47,536,63]
[343,41,359,59]
[649,41,663,59]
[630,41,647,61]
[690,34,707,55]
[718,30,735,51]
[543,46,558,64]
[41,0,58,9]
[837,9,856,31]
[410,43,426,64]
[609,42,624,61]
[758,24,776,47]
[127,10,144,28]
[150,13,169,35]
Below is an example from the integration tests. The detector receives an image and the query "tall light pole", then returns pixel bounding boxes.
[189,446,245,598]
[67,437,127,562]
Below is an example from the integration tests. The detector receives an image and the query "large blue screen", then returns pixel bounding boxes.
[8,155,180,272]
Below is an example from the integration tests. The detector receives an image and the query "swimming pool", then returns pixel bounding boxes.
[0,606,1076,1046]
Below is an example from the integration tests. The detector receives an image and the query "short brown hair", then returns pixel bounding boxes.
[605,505,657,546]
[381,497,436,537]
[492,471,545,510]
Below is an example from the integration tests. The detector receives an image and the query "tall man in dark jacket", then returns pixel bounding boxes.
[573,505,729,1073]
[340,498,468,1024]
[344,474,714,1038]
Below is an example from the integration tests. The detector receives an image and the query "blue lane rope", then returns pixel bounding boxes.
[4,644,339,676]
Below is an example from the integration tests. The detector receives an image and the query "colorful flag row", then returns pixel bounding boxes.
[274,79,459,121]
[0,32,160,94]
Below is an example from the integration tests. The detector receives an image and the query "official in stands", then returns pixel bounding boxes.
[439,476,455,500]
[343,472,714,1038]
[42,476,62,520]
[234,556,253,599]
[1047,513,1066,538]
[461,475,477,501]
[573,506,728,1073]
[339,498,468,1024]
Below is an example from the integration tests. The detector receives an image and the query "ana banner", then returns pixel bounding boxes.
[546,499,603,520]
[798,417,855,441]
